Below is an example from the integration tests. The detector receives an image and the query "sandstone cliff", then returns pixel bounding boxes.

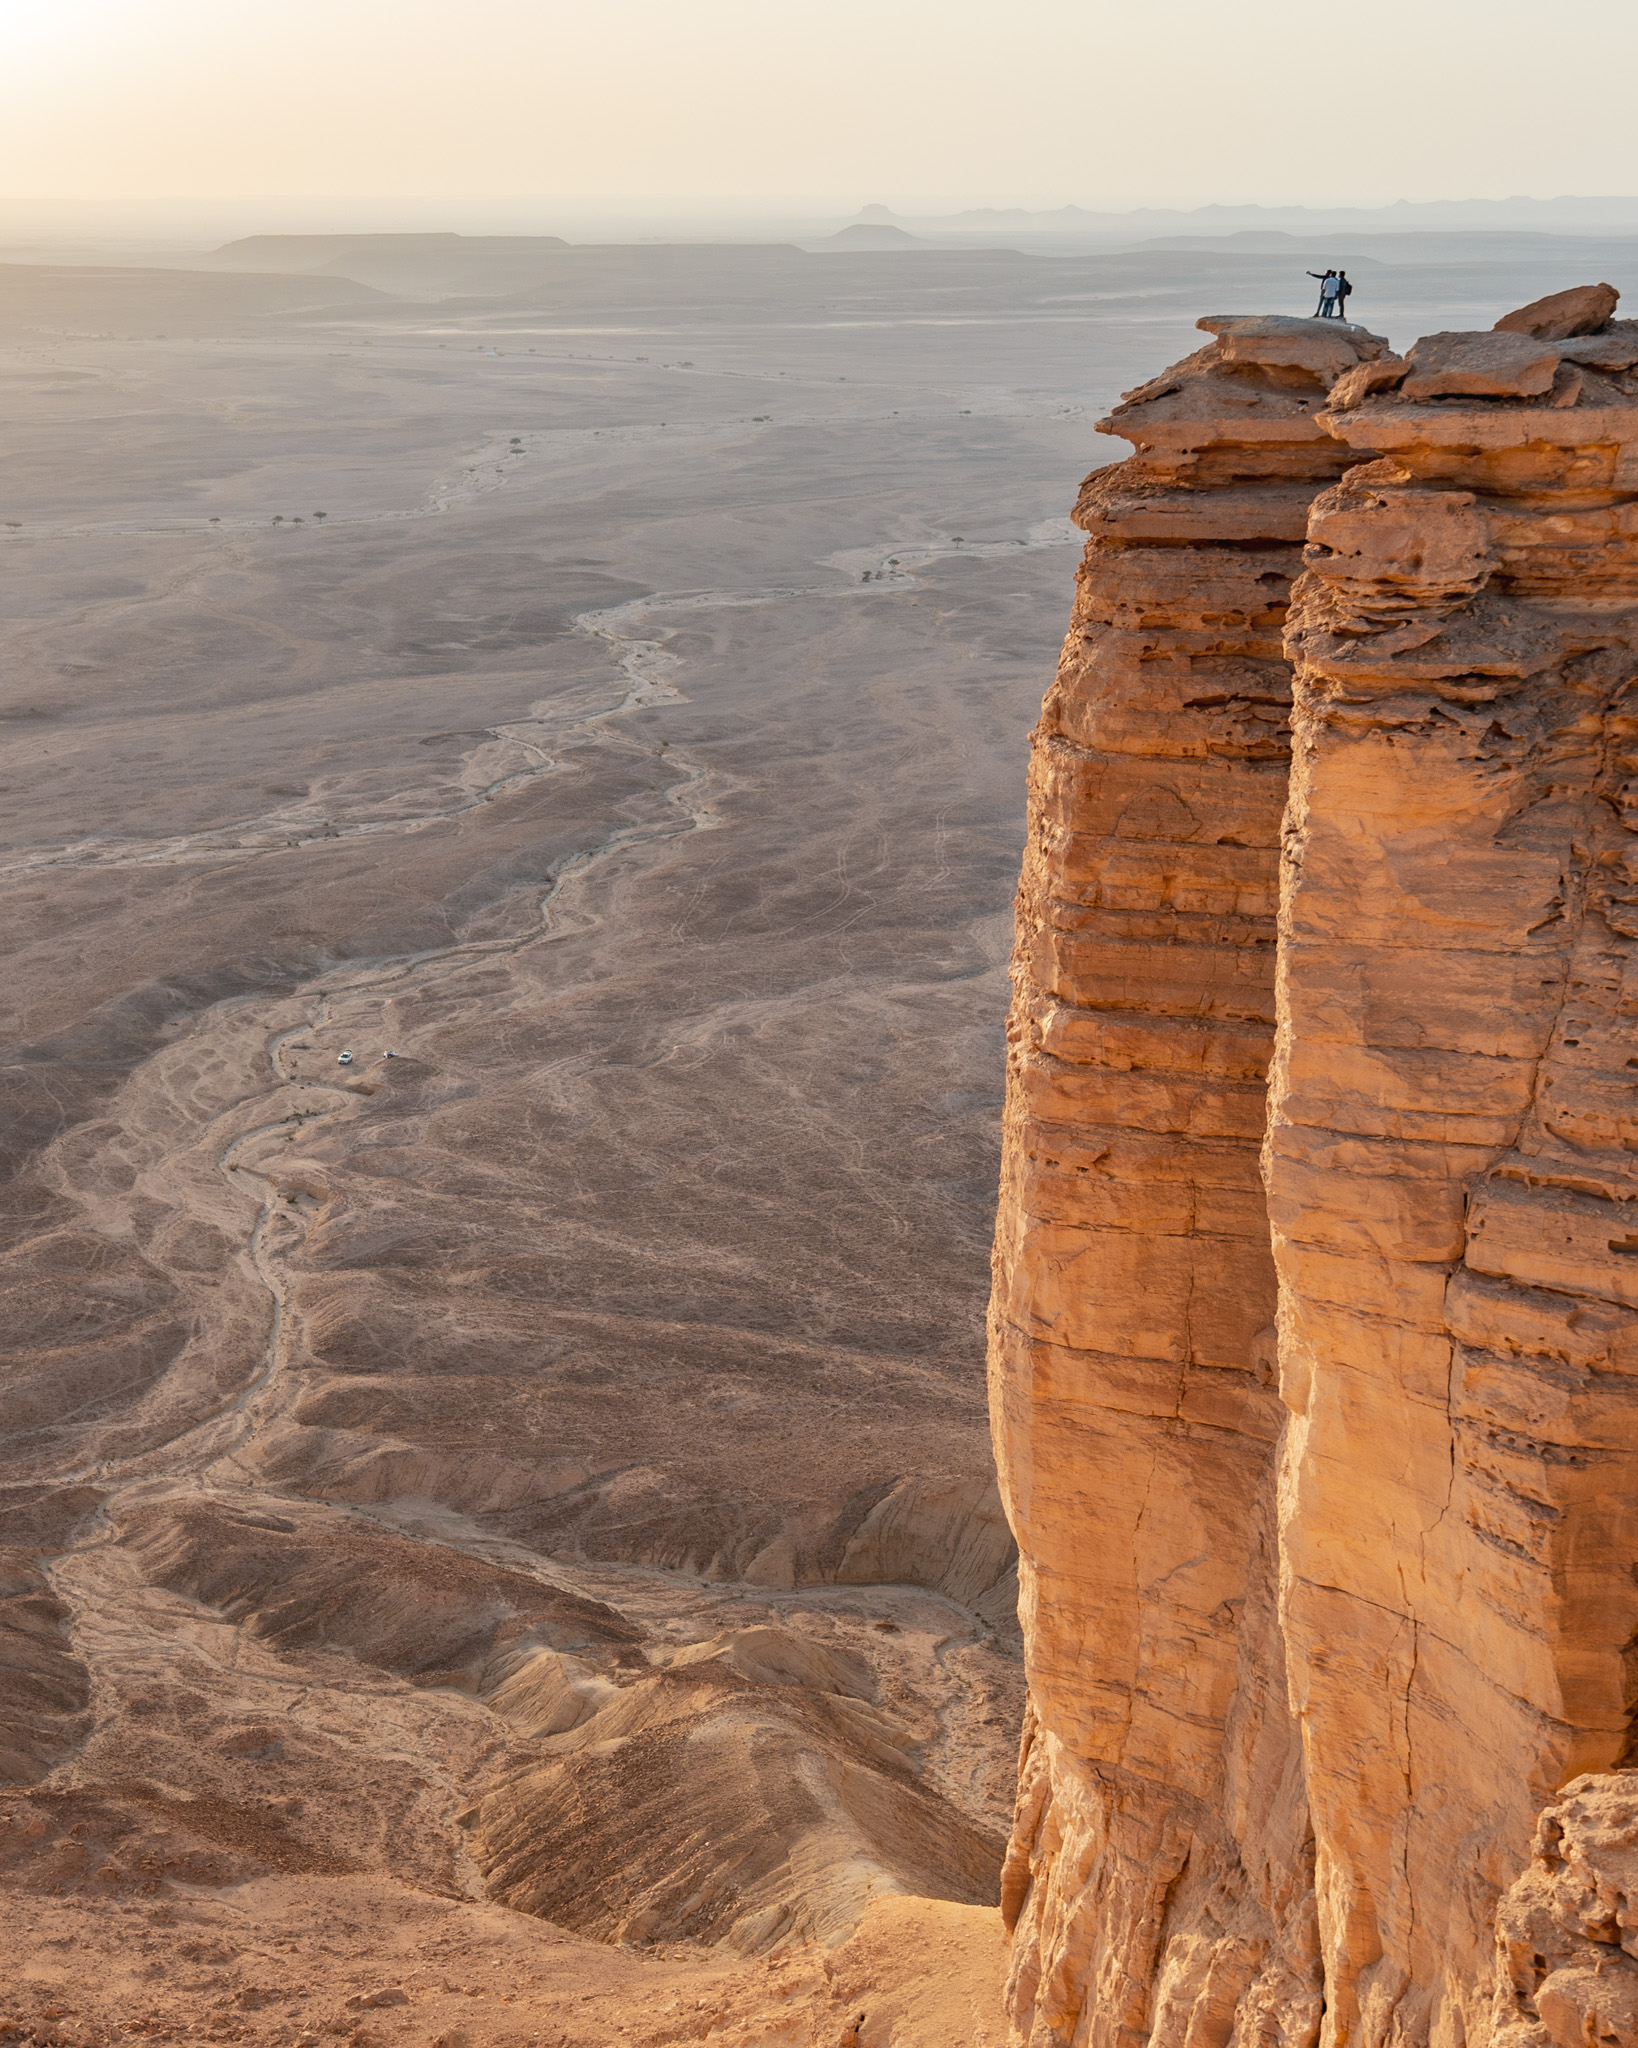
[991,289,1638,2048]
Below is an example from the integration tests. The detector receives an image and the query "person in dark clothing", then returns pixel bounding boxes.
[1307,269,1340,318]
[1335,270,1353,319]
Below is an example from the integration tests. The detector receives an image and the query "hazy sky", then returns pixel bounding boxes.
[1,0,1633,221]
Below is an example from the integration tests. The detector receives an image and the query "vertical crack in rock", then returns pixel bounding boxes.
[990,313,1390,2048]
[1277,308,1638,2048]
[991,293,1638,2048]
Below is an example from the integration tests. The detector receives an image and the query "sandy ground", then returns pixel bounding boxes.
[1,1864,1007,2047]
[0,237,1613,2041]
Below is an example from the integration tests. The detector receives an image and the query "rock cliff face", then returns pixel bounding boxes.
[990,295,1638,2048]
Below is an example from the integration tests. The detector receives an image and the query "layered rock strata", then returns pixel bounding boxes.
[991,299,1638,2048]
[989,314,1392,2048]
[1274,310,1638,2048]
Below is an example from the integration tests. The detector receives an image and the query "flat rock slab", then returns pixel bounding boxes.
[1197,313,1392,383]
[1196,314,1390,348]
[1400,329,1561,399]
[1494,282,1619,339]
[1561,320,1638,370]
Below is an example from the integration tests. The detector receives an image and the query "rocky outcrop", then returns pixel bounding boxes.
[1272,303,1638,2048]
[991,297,1638,2048]
[1491,1770,1638,2048]
[989,314,1389,2048]
[1495,284,1620,340]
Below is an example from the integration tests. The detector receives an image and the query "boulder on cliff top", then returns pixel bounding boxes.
[1399,329,1561,400]
[1494,282,1618,339]
[1196,313,1392,385]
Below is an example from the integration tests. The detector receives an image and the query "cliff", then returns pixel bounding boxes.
[990,288,1638,2048]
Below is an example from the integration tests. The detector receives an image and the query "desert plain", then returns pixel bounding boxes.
[3,229,1633,2045]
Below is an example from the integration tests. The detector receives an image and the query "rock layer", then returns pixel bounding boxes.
[991,301,1638,2048]
[1274,322,1638,2048]
[989,315,1388,2048]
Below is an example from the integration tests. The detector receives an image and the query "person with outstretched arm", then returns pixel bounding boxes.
[1307,269,1339,318]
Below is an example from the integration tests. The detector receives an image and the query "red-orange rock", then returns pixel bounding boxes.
[1272,323,1638,2048]
[990,290,1638,2048]
[1326,355,1408,410]
[1492,1772,1638,2048]
[1561,320,1638,370]
[1198,313,1394,385]
[1494,282,1619,338]
[989,316,1387,2048]
[1399,329,1562,398]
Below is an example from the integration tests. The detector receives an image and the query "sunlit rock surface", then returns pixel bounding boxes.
[990,295,1638,2048]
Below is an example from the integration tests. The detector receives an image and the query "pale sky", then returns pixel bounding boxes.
[0,0,1632,221]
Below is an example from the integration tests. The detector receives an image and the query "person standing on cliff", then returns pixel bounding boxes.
[1335,270,1353,320]
[1308,269,1339,318]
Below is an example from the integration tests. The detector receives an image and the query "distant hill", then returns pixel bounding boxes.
[814,224,929,250]
[208,232,574,297]
[0,261,390,342]
[852,196,1638,247]
[1135,227,1638,267]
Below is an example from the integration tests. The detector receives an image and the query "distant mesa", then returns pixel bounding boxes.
[834,195,1638,252]
[816,224,929,250]
[207,232,575,298]
[210,232,570,270]
[1138,229,1345,252]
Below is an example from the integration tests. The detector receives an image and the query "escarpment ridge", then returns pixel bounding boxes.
[990,287,1638,2048]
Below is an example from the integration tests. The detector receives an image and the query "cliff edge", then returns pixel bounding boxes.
[990,288,1638,2048]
